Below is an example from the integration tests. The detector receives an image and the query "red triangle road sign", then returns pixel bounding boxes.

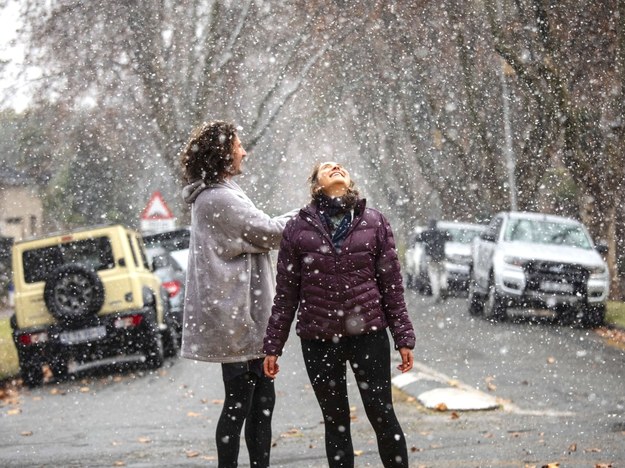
[141,191,175,220]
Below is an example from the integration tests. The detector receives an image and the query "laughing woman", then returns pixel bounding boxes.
[263,162,415,468]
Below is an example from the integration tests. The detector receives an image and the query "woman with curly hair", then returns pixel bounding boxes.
[180,121,295,468]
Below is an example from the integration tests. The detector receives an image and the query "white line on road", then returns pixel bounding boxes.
[393,361,576,416]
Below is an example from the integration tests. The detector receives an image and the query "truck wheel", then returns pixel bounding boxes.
[50,355,69,381]
[485,277,506,322]
[467,277,484,316]
[582,304,605,328]
[19,353,44,388]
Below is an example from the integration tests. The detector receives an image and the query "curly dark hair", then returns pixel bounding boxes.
[180,121,238,184]
[307,162,359,205]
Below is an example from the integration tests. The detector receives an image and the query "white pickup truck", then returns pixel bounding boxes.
[468,211,609,327]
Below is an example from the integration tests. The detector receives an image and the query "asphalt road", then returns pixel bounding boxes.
[1,291,624,467]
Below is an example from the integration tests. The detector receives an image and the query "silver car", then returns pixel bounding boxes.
[405,221,485,294]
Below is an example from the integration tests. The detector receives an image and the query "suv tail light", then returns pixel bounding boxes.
[162,280,182,298]
[18,331,49,346]
[114,314,144,329]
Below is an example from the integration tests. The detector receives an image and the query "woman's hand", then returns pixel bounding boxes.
[397,347,414,373]
[263,355,280,378]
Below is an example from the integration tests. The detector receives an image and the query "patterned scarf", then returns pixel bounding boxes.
[315,193,356,249]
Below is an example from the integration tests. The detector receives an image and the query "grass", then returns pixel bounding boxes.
[0,318,19,380]
[607,301,625,329]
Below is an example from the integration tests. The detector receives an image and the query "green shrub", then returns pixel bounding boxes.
[0,318,19,380]
[606,302,625,329]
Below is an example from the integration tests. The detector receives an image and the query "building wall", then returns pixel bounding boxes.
[0,186,43,241]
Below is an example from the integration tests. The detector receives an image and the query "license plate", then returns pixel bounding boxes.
[540,281,573,293]
[59,326,107,344]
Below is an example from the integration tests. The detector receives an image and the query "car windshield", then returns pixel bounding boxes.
[504,219,592,249]
[22,236,115,284]
[445,227,484,244]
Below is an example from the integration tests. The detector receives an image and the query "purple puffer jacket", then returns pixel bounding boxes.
[263,199,415,356]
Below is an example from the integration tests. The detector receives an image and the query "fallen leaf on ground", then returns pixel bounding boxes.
[20,431,33,436]
[594,464,612,468]
[79,387,90,393]
[434,402,448,411]
[354,450,364,456]
[7,408,21,416]
[450,411,460,419]
[568,443,577,452]
[280,428,303,438]
[584,447,601,453]
[112,461,125,467]
[185,450,200,458]
[137,436,151,444]
[187,412,201,418]
[212,399,224,405]
[542,463,559,468]
[546,356,556,364]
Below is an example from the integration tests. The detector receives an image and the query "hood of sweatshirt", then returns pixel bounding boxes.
[182,180,207,205]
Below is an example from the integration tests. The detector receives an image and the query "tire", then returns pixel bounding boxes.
[162,324,180,358]
[19,352,44,388]
[142,308,164,369]
[467,276,484,316]
[50,354,69,381]
[484,276,506,322]
[44,264,105,325]
[582,304,605,328]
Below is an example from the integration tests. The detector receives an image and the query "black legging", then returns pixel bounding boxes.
[215,369,275,468]
[301,330,409,468]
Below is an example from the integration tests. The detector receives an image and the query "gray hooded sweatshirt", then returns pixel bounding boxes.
[180,179,294,363]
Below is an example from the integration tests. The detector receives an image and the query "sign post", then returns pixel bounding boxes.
[140,191,176,234]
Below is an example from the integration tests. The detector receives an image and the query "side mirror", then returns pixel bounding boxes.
[595,242,608,255]
[480,231,496,242]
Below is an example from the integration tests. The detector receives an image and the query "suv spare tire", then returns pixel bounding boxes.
[44,264,105,324]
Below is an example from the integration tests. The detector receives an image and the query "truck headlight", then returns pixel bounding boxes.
[503,256,528,267]
[588,265,607,275]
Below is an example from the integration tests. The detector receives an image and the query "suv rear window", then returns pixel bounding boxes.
[22,236,115,284]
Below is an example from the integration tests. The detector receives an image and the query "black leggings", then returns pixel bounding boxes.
[301,330,409,468]
[215,367,275,468]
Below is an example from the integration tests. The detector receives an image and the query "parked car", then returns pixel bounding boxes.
[405,221,486,294]
[468,211,609,326]
[146,246,185,341]
[143,227,190,272]
[9,225,178,387]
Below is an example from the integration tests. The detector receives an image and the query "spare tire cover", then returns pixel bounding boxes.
[44,264,105,323]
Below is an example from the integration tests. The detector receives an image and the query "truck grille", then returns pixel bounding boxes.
[524,261,588,295]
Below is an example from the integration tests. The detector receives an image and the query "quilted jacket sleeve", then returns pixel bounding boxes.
[263,220,302,356]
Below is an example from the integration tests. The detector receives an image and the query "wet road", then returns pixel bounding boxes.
[1,291,624,467]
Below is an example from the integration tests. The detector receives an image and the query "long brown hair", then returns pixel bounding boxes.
[180,121,238,184]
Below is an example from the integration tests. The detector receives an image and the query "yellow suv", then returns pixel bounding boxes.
[10,224,179,387]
